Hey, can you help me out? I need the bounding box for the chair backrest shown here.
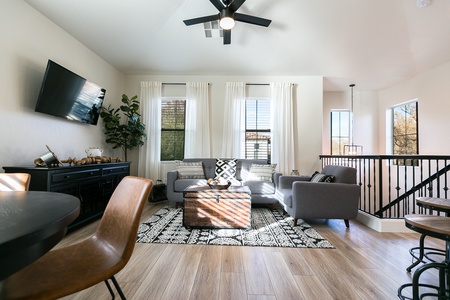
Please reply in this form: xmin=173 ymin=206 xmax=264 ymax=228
xmin=322 ymin=165 xmax=357 ymax=184
xmin=0 ymin=173 xmax=31 ymax=191
xmin=94 ymin=176 xmax=153 ymax=262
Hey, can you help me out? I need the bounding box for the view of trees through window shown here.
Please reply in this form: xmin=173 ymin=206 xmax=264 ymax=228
xmin=160 ymin=99 xmax=186 ymax=161
xmin=392 ymin=101 xmax=418 ymax=165
xmin=330 ymin=110 xmax=350 ymax=155
xmin=245 ymin=99 xmax=271 ymax=161
xmin=393 ymin=101 xmax=418 ymax=155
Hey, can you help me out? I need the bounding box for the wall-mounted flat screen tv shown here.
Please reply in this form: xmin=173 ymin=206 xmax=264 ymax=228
xmin=34 ymin=60 xmax=106 ymax=125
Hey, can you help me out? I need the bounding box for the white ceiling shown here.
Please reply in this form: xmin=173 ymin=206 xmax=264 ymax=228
xmin=24 ymin=0 xmax=450 ymax=91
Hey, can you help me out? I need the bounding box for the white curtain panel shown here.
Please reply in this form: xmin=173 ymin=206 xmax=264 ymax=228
xmin=271 ymin=82 xmax=295 ymax=175
xmin=222 ymin=82 xmax=245 ymax=158
xmin=138 ymin=81 xmax=162 ymax=182
xmin=185 ymin=82 xmax=211 ymax=158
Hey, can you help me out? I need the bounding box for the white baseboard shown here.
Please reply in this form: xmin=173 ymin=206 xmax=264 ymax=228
xmin=355 ymin=211 xmax=410 ymax=232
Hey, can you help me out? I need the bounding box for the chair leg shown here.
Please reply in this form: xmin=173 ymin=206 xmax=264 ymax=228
xmin=104 ymin=276 xmax=126 ymax=300
xmin=344 ymin=219 xmax=350 ymax=228
xmin=293 ymin=219 xmax=297 ymax=227
xmin=104 ymin=279 xmax=115 ymax=299
xmin=406 ymin=233 xmax=426 ymax=272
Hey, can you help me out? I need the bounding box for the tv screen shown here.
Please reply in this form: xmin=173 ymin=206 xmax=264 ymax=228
xmin=35 ymin=60 xmax=105 ymax=125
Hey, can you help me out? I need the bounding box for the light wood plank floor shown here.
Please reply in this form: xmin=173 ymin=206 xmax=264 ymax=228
xmin=58 ymin=201 xmax=445 ymax=300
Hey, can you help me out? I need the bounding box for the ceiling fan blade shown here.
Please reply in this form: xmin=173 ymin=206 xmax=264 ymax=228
xmin=223 ymin=29 xmax=231 ymax=44
xmin=229 ymin=0 xmax=246 ymax=11
xmin=235 ymin=13 xmax=271 ymax=27
xmin=210 ymin=0 xmax=225 ymax=11
xmin=183 ymin=14 xmax=220 ymax=26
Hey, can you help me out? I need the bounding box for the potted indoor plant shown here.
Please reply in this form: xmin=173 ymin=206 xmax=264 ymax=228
xmin=100 ymin=94 xmax=146 ymax=161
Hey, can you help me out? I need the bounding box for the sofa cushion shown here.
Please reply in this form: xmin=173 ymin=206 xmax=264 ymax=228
xmin=310 ymin=172 xmax=335 ymax=183
xmin=174 ymin=178 xmax=208 ymax=192
xmin=176 ymin=161 xmax=205 ymax=179
xmin=215 ymin=159 xmax=237 ymax=179
xmin=248 ymin=164 xmax=277 ymax=182
xmin=243 ymin=180 xmax=275 ymax=194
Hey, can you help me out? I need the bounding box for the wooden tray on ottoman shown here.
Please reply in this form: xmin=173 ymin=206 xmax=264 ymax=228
xmin=183 ymin=185 xmax=251 ymax=229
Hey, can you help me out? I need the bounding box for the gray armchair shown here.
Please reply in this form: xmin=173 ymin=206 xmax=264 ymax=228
xmin=278 ymin=165 xmax=360 ymax=227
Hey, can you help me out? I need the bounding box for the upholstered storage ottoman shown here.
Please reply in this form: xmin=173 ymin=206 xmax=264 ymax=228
xmin=183 ymin=185 xmax=251 ymax=229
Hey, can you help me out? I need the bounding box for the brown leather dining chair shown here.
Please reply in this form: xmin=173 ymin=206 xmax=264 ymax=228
xmin=0 ymin=173 xmax=31 ymax=191
xmin=1 ymin=176 xmax=153 ymax=300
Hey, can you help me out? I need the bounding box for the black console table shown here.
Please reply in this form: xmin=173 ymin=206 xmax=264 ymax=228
xmin=3 ymin=162 xmax=130 ymax=231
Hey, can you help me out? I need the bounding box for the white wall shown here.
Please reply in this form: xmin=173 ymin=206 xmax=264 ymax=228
xmin=379 ymin=60 xmax=450 ymax=155
xmin=0 ymin=1 xmax=125 ymax=171
xmin=323 ymin=90 xmax=378 ymax=155
xmin=125 ymin=74 xmax=323 ymax=178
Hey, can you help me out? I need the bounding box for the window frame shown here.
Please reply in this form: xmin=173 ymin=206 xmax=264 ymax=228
xmin=160 ymin=97 xmax=186 ymax=161
xmin=391 ymin=100 xmax=419 ymax=166
xmin=330 ymin=109 xmax=351 ymax=155
xmin=244 ymin=98 xmax=271 ymax=161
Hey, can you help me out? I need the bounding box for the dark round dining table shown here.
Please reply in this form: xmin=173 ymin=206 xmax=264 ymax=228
xmin=0 ymin=191 xmax=80 ymax=281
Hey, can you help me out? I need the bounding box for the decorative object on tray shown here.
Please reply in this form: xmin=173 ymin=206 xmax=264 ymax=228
xmin=207 ymin=177 xmax=231 ymax=190
xmin=34 ymin=145 xmax=63 ymax=167
xmin=85 ymin=147 xmax=103 ymax=157
xmin=99 ymin=94 xmax=146 ymax=161
xmin=60 ymin=156 xmax=122 ymax=166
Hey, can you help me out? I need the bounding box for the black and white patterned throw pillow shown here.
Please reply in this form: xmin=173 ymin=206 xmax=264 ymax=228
xmin=215 ymin=159 xmax=237 ymax=179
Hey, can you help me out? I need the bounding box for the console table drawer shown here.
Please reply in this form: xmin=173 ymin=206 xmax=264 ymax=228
xmin=102 ymin=166 xmax=129 ymax=176
xmin=52 ymin=169 xmax=101 ymax=183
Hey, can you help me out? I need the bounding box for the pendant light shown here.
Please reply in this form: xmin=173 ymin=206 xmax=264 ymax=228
xmin=343 ymin=84 xmax=363 ymax=155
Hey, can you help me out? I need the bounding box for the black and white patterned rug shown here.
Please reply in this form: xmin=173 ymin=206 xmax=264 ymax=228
xmin=136 ymin=206 xmax=334 ymax=248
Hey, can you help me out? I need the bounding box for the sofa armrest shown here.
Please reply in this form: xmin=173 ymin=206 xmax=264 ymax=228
xmin=279 ymin=175 xmax=310 ymax=189
xmin=292 ymin=181 xmax=360 ymax=219
xmin=166 ymin=170 xmax=179 ymax=196
xmin=273 ymin=172 xmax=283 ymax=188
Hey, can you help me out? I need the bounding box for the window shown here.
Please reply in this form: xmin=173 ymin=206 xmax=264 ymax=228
xmin=245 ymin=99 xmax=271 ymax=161
xmin=392 ymin=101 xmax=418 ymax=166
xmin=393 ymin=101 xmax=418 ymax=155
xmin=160 ymin=99 xmax=186 ymax=161
xmin=330 ymin=110 xmax=351 ymax=155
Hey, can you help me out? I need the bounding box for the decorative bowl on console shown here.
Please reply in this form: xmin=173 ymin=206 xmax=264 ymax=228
xmin=207 ymin=178 xmax=231 ymax=190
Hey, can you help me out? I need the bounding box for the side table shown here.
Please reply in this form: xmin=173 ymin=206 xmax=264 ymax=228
xmin=149 ymin=183 xmax=167 ymax=202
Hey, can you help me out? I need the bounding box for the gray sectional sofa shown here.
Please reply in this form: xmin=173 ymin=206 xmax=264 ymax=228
xmin=167 ymin=161 xmax=360 ymax=227
xmin=166 ymin=158 xmax=282 ymax=205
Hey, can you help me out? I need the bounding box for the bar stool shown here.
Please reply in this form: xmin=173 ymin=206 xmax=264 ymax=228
xmin=398 ymin=214 xmax=450 ymax=300
xmin=406 ymin=197 xmax=450 ymax=272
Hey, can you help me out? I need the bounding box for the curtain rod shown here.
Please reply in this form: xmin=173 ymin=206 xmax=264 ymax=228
xmin=162 ymin=83 xmax=210 ymax=86
xmin=245 ymin=83 xmax=295 ymax=86
xmin=162 ymin=83 xmax=185 ymax=86
xmin=163 ymin=83 xmax=268 ymax=85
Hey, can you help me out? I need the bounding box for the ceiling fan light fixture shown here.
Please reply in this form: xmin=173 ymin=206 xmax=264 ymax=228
xmin=219 ymin=17 xmax=235 ymax=29
xmin=219 ymin=8 xmax=235 ymax=29
xmin=416 ymin=0 xmax=431 ymax=7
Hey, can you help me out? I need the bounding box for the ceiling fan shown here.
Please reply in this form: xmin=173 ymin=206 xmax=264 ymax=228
xmin=183 ymin=0 xmax=272 ymax=45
